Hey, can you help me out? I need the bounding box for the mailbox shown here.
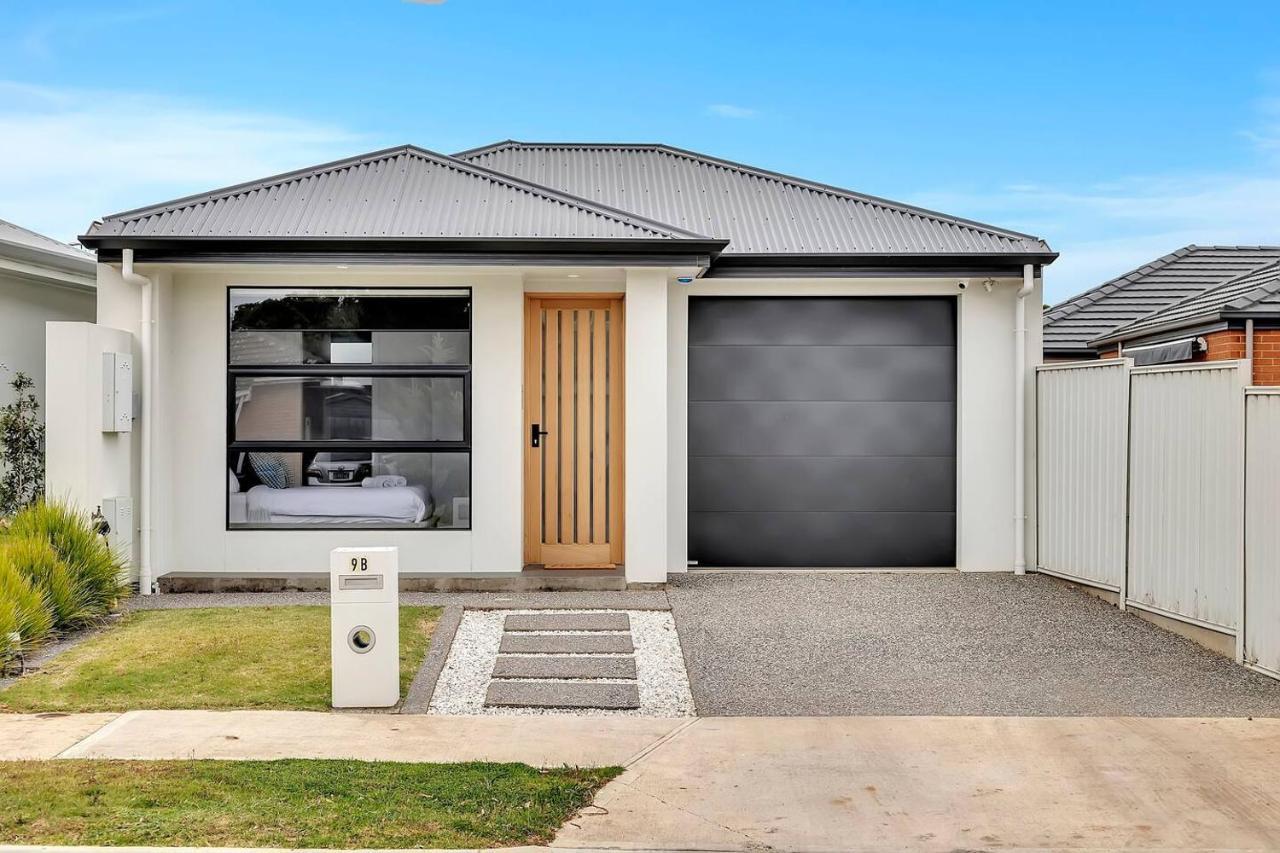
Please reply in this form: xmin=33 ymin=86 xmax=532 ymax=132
xmin=330 ymin=546 xmax=399 ymax=708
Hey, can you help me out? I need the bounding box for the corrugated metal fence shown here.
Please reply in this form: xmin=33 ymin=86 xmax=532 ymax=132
xmin=1037 ymin=359 xmax=1279 ymax=678
xmin=1245 ymin=389 xmax=1280 ymax=678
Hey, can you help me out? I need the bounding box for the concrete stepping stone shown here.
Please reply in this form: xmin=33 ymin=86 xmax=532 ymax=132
xmin=485 ymin=680 xmax=640 ymax=710
xmin=492 ymin=654 xmax=637 ymax=680
xmin=504 ymin=612 xmax=631 ymax=632
xmin=499 ymin=633 xmax=634 ymax=654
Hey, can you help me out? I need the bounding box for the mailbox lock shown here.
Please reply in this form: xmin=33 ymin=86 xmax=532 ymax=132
xmin=347 ymin=625 xmax=376 ymax=654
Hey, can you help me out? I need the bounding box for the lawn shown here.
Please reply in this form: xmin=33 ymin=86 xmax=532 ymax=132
xmin=0 ymin=758 xmax=621 ymax=848
xmin=0 ymin=606 xmax=440 ymax=712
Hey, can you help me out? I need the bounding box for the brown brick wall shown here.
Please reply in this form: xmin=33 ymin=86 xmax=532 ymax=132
xmin=1191 ymin=328 xmax=1280 ymax=386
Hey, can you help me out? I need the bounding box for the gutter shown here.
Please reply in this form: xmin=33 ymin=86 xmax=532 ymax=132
xmin=1014 ymin=264 xmax=1034 ymax=575
xmin=120 ymin=249 xmax=154 ymax=595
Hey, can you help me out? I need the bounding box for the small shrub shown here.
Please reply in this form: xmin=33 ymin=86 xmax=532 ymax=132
xmin=0 ymin=370 xmax=44 ymax=517
xmin=5 ymin=501 xmax=129 ymax=630
xmin=0 ymin=560 xmax=53 ymax=661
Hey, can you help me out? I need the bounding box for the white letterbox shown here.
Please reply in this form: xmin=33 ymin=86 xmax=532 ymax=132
xmin=330 ymin=546 xmax=399 ymax=708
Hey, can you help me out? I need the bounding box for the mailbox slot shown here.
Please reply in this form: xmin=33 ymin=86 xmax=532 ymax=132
xmin=339 ymin=575 xmax=384 ymax=591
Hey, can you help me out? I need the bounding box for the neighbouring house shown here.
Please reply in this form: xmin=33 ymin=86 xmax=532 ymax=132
xmin=0 ymin=218 xmax=96 ymax=411
xmin=54 ymin=142 xmax=1055 ymax=591
xmin=1042 ymin=244 xmax=1280 ymax=365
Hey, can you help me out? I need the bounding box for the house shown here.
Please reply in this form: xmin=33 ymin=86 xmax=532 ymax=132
xmin=0 ymin=219 xmax=96 ymax=411
xmin=1043 ymin=245 xmax=1280 ymax=362
xmin=1087 ymin=261 xmax=1280 ymax=383
xmin=55 ymin=142 xmax=1056 ymax=591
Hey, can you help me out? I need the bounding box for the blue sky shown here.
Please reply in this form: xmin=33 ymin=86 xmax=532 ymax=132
xmin=1 ymin=0 xmax=1277 ymax=303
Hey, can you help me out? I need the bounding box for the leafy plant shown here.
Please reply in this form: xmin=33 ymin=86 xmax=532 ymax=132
xmin=0 ymin=559 xmax=53 ymax=662
xmin=0 ymin=370 xmax=45 ymax=517
xmin=6 ymin=502 xmax=129 ymax=622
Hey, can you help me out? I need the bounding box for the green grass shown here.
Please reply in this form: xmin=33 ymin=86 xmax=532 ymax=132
xmin=0 ymin=606 xmax=440 ymax=712
xmin=0 ymin=758 xmax=622 ymax=849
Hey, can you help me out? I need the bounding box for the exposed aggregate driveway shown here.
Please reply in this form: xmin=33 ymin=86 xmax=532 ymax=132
xmin=667 ymin=571 xmax=1280 ymax=717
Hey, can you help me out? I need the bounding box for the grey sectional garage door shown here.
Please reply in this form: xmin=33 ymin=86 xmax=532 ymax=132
xmin=688 ymin=297 xmax=956 ymax=567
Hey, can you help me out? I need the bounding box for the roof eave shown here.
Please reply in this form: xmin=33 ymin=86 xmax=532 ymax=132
xmin=83 ymin=235 xmax=730 ymax=267
xmin=704 ymin=251 xmax=1058 ymax=278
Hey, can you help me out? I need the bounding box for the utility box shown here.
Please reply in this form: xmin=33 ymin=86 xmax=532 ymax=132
xmin=101 ymin=352 xmax=133 ymax=433
xmin=329 ymin=546 xmax=399 ymax=708
xmin=101 ymin=496 xmax=133 ymax=564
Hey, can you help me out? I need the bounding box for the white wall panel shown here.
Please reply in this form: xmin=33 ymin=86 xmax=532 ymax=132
xmin=1127 ymin=362 xmax=1248 ymax=631
xmin=1035 ymin=360 xmax=1129 ymax=590
xmin=1245 ymin=390 xmax=1280 ymax=676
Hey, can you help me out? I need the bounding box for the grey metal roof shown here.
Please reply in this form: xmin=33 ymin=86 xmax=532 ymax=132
xmin=455 ymin=141 xmax=1054 ymax=257
xmin=83 ymin=145 xmax=711 ymax=243
xmin=1095 ymin=261 xmax=1280 ymax=345
xmin=0 ymin=217 xmax=95 ymax=273
xmin=1043 ymin=245 xmax=1280 ymax=354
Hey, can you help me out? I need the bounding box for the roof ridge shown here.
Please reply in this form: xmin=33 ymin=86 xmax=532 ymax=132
xmin=89 ymin=144 xmax=713 ymax=241
xmin=1044 ymin=245 xmax=1197 ymax=322
xmin=459 ymin=140 xmax=1050 ymax=249
xmin=1092 ymin=259 xmax=1280 ymax=344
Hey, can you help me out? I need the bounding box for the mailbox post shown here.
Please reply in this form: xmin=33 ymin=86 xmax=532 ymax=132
xmin=330 ymin=546 xmax=399 ymax=708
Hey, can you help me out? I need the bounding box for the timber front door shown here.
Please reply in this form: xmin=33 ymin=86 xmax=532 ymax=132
xmin=523 ymin=295 xmax=625 ymax=568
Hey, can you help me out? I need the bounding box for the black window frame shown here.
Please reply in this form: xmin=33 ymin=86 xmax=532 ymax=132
xmin=226 ymin=285 xmax=472 ymax=531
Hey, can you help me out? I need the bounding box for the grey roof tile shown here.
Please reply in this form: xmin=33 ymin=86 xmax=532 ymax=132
xmin=456 ymin=141 xmax=1053 ymax=257
xmin=1096 ymin=261 xmax=1280 ymax=344
xmin=84 ymin=145 xmax=711 ymax=243
xmin=1043 ymin=245 xmax=1280 ymax=353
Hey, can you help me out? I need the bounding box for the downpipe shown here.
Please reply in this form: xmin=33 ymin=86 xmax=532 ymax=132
xmin=121 ymin=249 xmax=154 ymax=595
xmin=1013 ymin=264 xmax=1034 ymax=575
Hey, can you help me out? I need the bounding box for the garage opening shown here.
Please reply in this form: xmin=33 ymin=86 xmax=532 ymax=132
xmin=687 ymin=296 xmax=957 ymax=567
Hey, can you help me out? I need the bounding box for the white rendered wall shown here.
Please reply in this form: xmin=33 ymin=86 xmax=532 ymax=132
xmin=44 ymin=321 xmax=137 ymax=576
xmin=666 ymin=275 xmax=1040 ymax=573
xmin=0 ymin=274 xmax=94 ymax=411
xmin=624 ymin=269 xmax=670 ymax=583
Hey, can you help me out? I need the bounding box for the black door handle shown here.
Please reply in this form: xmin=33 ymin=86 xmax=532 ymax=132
xmin=531 ymin=423 xmax=550 ymax=447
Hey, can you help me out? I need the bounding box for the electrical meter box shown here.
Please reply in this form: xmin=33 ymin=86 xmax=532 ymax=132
xmin=101 ymin=352 xmax=133 ymax=433
xmin=329 ymin=546 xmax=399 ymax=708
xmin=101 ymin=496 xmax=133 ymax=564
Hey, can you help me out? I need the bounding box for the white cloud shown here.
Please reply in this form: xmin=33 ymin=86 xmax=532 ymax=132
xmin=0 ymin=81 xmax=366 ymax=242
xmin=914 ymin=171 xmax=1280 ymax=305
xmin=707 ymin=103 xmax=758 ymax=119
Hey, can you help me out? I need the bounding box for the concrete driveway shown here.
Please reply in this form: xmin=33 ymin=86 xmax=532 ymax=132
xmin=668 ymin=572 xmax=1280 ymax=716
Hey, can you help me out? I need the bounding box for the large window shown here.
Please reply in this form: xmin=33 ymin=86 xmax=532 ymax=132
xmin=227 ymin=288 xmax=470 ymax=529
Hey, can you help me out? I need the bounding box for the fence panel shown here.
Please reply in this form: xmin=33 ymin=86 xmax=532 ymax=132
xmin=1127 ymin=362 xmax=1248 ymax=633
xmin=1245 ymin=389 xmax=1280 ymax=677
xmin=1035 ymin=361 xmax=1130 ymax=590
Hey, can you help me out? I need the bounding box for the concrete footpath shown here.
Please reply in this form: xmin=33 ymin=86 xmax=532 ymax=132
xmin=3 ymin=712 xmax=1280 ymax=851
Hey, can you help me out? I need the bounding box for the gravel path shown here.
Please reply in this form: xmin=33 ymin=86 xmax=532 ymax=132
xmin=668 ymin=572 xmax=1280 ymax=717
xmin=427 ymin=609 xmax=694 ymax=717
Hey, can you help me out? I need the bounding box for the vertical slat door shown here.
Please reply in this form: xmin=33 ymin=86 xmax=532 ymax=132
xmin=524 ymin=296 xmax=624 ymax=568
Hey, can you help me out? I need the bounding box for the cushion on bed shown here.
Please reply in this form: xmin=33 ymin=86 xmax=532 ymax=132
xmin=248 ymin=452 xmax=292 ymax=490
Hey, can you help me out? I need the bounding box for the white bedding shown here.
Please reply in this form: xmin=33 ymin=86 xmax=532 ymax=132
xmin=245 ymin=484 xmax=430 ymax=524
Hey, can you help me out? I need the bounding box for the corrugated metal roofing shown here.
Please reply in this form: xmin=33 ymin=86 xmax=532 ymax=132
xmin=1043 ymin=245 xmax=1280 ymax=354
xmin=455 ymin=141 xmax=1053 ymax=257
xmin=85 ymin=145 xmax=708 ymax=242
xmin=1097 ymin=261 xmax=1280 ymax=344
xmin=0 ymin=217 xmax=95 ymax=269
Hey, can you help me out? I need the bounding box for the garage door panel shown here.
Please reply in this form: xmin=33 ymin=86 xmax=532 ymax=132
xmin=688 ymin=296 xmax=956 ymax=568
xmin=689 ymin=344 xmax=956 ymax=402
xmin=689 ymin=456 xmax=955 ymax=512
xmin=689 ymin=401 xmax=956 ymax=457
xmin=689 ymin=297 xmax=956 ymax=346
xmin=689 ymin=511 xmax=956 ymax=567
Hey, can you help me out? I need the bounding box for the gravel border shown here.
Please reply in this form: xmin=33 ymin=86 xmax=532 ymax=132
xmin=400 ymin=605 xmax=463 ymax=714
xmin=124 ymin=590 xmax=672 ymax=611
xmin=427 ymin=609 xmax=694 ymax=717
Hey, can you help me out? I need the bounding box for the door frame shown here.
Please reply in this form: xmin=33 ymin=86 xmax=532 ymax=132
xmin=523 ymin=293 xmax=626 ymax=567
